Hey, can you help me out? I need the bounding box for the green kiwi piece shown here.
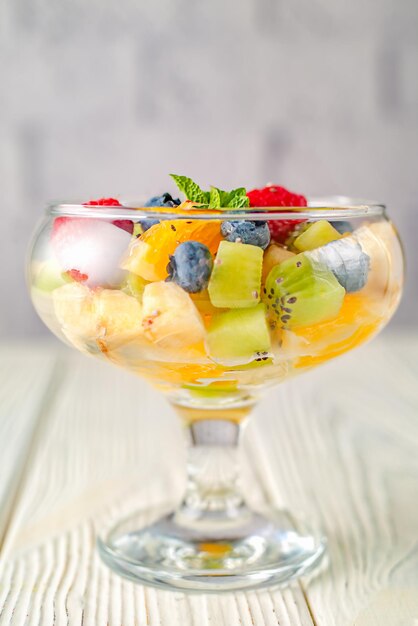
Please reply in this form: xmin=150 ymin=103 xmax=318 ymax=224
xmin=263 ymin=253 xmax=345 ymax=329
xmin=34 ymin=261 xmax=71 ymax=292
xmin=208 ymin=241 xmax=263 ymax=308
xmin=206 ymin=304 xmax=271 ymax=365
xmin=181 ymin=386 xmax=239 ymax=401
xmin=122 ymin=273 xmax=148 ymax=300
xmin=293 ymin=220 xmax=341 ymax=252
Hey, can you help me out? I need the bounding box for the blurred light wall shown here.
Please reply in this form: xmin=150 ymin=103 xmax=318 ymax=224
xmin=0 ymin=0 xmax=417 ymax=338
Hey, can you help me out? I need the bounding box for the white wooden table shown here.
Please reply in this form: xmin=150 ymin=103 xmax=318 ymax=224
xmin=1 ymin=335 xmax=418 ymax=626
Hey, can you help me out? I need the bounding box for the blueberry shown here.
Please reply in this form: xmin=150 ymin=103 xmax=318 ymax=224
xmin=144 ymin=192 xmax=181 ymax=208
xmin=167 ymin=241 xmax=213 ymax=293
xmin=330 ymin=220 xmax=353 ymax=235
xmin=221 ymin=220 xmax=271 ymax=250
xmin=141 ymin=193 xmax=181 ymax=231
xmin=139 ymin=218 xmax=159 ymax=232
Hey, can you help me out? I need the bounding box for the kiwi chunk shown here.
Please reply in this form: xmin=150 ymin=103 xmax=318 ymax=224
xmin=122 ymin=273 xmax=148 ymax=300
xmin=208 ymin=241 xmax=263 ymax=308
xmin=293 ymin=220 xmax=341 ymax=252
xmin=181 ymin=384 xmax=239 ymax=401
xmin=34 ymin=261 xmax=71 ymax=292
xmin=263 ymin=254 xmax=345 ymax=329
xmin=206 ymin=304 xmax=271 ymax=364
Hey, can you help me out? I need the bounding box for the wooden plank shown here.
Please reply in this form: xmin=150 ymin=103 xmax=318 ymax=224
xmin=0 ymin=348 xmax=314 ymax=626
xmin=2 ymin=335 xmax=416 ymax=625
xmin=0 ymin=343 xmax=58 ymax=544
xmin=246 ymin=335 xmax=418 ymax=625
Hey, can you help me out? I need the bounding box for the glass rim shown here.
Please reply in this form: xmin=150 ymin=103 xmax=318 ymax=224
xmin=46 ymin=196 xmax=386 ymax=221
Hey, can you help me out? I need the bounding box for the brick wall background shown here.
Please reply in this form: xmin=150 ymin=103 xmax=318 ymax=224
xmin=0 ymin=0 xmax=417 ymax=338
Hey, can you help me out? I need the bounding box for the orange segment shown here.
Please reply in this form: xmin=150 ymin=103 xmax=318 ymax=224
xmin=159 ymin=362 xmax=226 ymax=384
xmin=282 ymin=294 xmax=384 ymax=369
xmin=198 ymin=543 xmax=232 ymax=556
xmin=122 ymin=220 xmax=223 ymax=281
xmin=132 ymin=201 xmax=222 ymax=217
xmin=295 ymin=321 xmax=382 ymax=368
xmin=191 ymin=289 xmax=224 ymax=317
xmin=132 ymin=361 xmax=227 ymax=385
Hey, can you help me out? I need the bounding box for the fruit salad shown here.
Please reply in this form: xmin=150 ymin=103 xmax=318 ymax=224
xmin=30 ymin=176 xmax=403 ymax=417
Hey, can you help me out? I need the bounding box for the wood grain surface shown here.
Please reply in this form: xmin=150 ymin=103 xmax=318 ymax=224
xmin=0 ymin=335 xmax=417 ymax=625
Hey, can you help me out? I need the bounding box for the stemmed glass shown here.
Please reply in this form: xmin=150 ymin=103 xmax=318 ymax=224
xmin=27 ymin=198 xmax=404 ymax=592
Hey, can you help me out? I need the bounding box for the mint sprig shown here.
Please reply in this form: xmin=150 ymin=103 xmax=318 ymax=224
xmin=170 ymin=175 xmax=209 ymax=205
xmin=170 ymin=174 xmax=250 ymax=209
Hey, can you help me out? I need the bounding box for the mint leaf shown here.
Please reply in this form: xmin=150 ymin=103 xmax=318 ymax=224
xmin=170 ymin=174 xmax=209 ymax=204
xmin=228 ymin=187 xmax=247 ymax=199
xmin=209 ymin=187 xmax=221 ymax=208
xmin=218 ymin=189 xmax=232 ymax=206
xmin=228 ymin=191 xmax=250 ymax=208
xmin=224 ymin=187 xmax=249 ymax=208
xmin=209 ymin=187 xmax=233 ymax=208
xmin=228 ymin=196 xmax=250 ymax=209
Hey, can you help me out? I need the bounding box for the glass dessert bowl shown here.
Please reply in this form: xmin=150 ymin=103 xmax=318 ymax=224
xmin=28 ymin=179 xmax=404 ymax=592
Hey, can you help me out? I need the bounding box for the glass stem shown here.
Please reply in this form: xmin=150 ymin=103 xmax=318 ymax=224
xmin=174 ymin=418 xmax=251 ymax=529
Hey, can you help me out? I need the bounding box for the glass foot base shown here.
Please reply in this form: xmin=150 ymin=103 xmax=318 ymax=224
xmin=98 ymin=504 xmax=326 ymax=592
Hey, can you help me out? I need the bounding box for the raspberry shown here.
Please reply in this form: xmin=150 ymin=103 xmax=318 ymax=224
xmin=268 ymin=219 xmax=305 ymax=244
xmin=83 ymin=198 xmax=134 ymax=234
xmin=247 ymin=185 xmax=307 ymax=244
xmin=247 ymin=185 xmax=307 ymax=208
xmin=112 ymin=219 xmax=134 ymax=234
xmin=66 ymin=269 xmax=88 ymax=282
xmin=84 ymin=198 xmax=121 ymax=206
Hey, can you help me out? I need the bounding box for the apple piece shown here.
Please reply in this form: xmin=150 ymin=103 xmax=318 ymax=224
xmin=51 ymin=217 xmax=131 ymax=288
